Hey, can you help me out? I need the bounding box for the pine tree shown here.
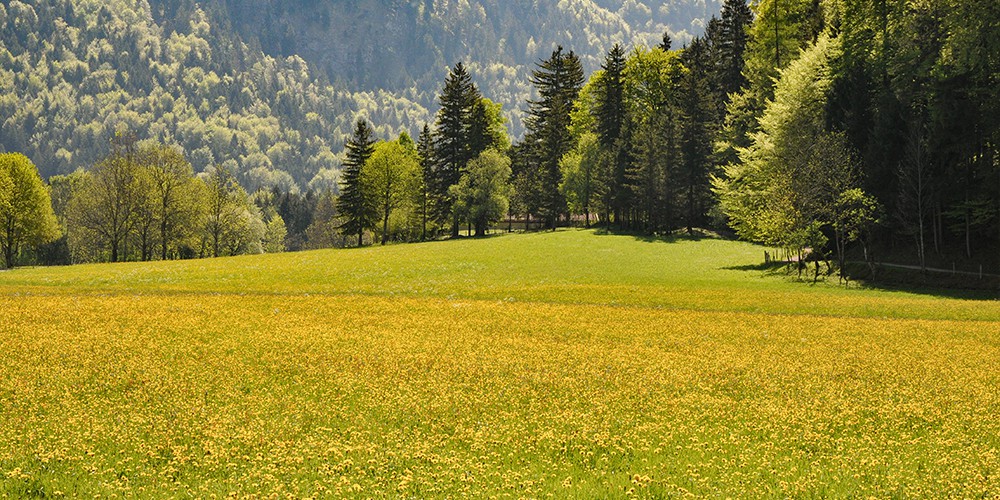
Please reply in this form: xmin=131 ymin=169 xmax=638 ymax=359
xmin=678 ymin=37 xmax=718 ymax=233
xmin=416 ymin=123 xmax=435 ymax=241
xmin=521 ymin=46 xmax=585 ymax=230
xmin=337 ymin=118 xmax=376 ymax=247
xmin=433 ymin=62 xmax=481 ymax=237
xmin=594 ymin=44 xmax=628 ymax=227
xmin=717 ymin=0 xmax=754 ymax=97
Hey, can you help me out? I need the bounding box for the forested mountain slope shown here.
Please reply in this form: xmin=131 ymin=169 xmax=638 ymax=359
xmin=0 ymin=0 xmax=720 ymax=188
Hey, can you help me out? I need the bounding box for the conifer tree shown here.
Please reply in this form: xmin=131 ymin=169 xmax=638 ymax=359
xmin=521 ymin=46 xmax=585 ymax=230
xmin=717 ymin=0 xmax=754 ymax=97
xmin=337 ymin=118 xmax=376 ymax=247
xmin=416 ymin=124 xmax=435 ymax=241
xmin=594 ymin=44 xmax=629 ymax=226
xmin=433 ymin=63 xmax=481 ymax=237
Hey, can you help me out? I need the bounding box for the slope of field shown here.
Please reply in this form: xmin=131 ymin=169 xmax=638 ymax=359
xmin=2 ymin=230 xmax=999 ymax=497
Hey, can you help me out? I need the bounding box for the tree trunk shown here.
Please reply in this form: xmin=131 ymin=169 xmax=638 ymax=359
xmin=382 ymin=209 xmax=389 ymax=245
xmin=3 ymin=223 xmax=14 ymax=269
xmin=161 ymin=220 xmax=169 ymax=261
xmin=421 ymin=199 xmax=427 ymax=241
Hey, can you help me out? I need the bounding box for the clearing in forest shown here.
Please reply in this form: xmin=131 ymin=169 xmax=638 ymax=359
xmin=1 ymin=230 xmax=998 ymax=497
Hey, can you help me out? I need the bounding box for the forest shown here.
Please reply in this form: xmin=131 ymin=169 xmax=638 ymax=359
xmin=2 ymin=0 xmax=999 ymax=278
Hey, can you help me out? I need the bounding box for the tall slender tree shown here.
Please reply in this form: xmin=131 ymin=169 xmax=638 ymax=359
xmin=521 ymin=46 xmax=585 ymax=229
xmin=594 ymin=44 xmax=629 ymax=227
xmin=337 ymin=118 xmax=377 ymax=247
xmin=416 ymin=123 xmax=435 ymax=241
xmin=433 ymin=63 xmax=481 ymax=237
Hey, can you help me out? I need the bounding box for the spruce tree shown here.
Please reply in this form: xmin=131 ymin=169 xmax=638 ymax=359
xmin=594 ymin=44 xmax=628 ymax=227
xmin=678 ymin=37 xmax=718 ymax=233
xmin=522 ymin=46 xmax=584 ymax=230
xmin=433 ymin=62 xmax=481 ymax=237
xmin=416 ymin=123 xmax=435 ymax=241
xmin=337 ymin=118 xmax=376 ymax=247
xmin=717 ymin=0 xmax=754 ymax=97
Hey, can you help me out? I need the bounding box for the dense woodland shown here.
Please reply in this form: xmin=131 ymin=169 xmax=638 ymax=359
xmin=2 ymin=0 xmax=999 ymax=278
xmin=0 ymin=0 xmax=721 ymax=185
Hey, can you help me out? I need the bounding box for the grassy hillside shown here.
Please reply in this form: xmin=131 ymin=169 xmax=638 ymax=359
xmin=2 ymin=231 xmax=999 ymax=496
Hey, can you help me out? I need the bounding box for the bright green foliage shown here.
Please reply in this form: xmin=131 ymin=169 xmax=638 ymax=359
xmin=560 ymin=133 xmax=603 ymax=228
xmin=450 ymin=149 xmax=513 ymax=237
xmin=0 ymin=153 xmax=59 ymax=268
xmin=744 ymin=0 xmax=824 ymax=99
xmin=363 ymin=139 xmax=421 ymax=245
xmin=622 ymin=46 xmax=686 ymax=232
xmin=66 ymin=139 xmax=143 ymax=263
xmin=261 ymin=211 xmax=288 ymax=254
xmin=715 ymin=33 xmax=875 ymax=261
xmin=716 ymin=34 xmax=840 ymax=247
xmin=203 ymin=164 xmax=265 ymax=257
xmin=138 ymin=143 xmax=202 ymax=261
xmin=623 ymin=47 xmax=684 ymax=126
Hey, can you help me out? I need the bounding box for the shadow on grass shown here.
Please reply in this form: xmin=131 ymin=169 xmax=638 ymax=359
xmin=844 ymin=263 xmax=1000 ymax=301
xmin=723 ymin=261 xmax=791 ymax=273
xmin=724 ymin=259 xmax=1000 ymax=300
xmin=592 ymin=227 xmax=735 ymax=244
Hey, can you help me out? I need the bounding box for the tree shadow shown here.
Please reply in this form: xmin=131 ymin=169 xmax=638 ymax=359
xmin=844 ymin=263 xmax=1000 ymax=300
xmin=723 ymin=259 xmax=1000 ymax=300
xmin=723 ymin=262 xmax=791 ymax=273
xmin=592 ymin=227 xmax=734 ymax=243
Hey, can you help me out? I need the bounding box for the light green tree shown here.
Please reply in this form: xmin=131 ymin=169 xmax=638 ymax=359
xmin=67 ymin=137 xmax=143 ymax=263
xmin=0 ymin=153 xmax=60 ymax=268
xmin=560 ymin=132 xmax=602 ymax=227
xmin=202 ymin=164 xmax=265 ymax=257
xmin=363 ymin=138 xmax=420 ymax=245
xmin=450 ymin=149 xmax=513 ymax=237
xmin=139 ymin=143 xmax=202 ymax=260
xmin=714 ymin=33 xmax=877 ymax=279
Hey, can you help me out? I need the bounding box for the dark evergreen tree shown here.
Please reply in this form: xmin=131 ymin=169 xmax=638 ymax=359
xmin=717 ymin=0 xmax=754 ymax=97
xmin=678 ymin=37 xmax=718 ymax=233
xmin=337 ymin=119 xmax=377 ymax=247
xmin=416 ymin=123 xmax=435 ymax=241
xmin=433 ymin=62 xmax=481 ymax=237
xmin=660 ymin=32 xmax=673 ymax=51
xmin=593 ymin=44 xmax=629 ymax=227
xmin=519 ymin=47 xmax=585 ymax=230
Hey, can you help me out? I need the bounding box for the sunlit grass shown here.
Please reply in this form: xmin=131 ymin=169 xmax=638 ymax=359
xmin=2 ymin=230 xmax=999 ymax=497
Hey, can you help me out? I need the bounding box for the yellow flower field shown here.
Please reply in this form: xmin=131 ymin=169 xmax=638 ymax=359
xmin=1 ymin=231 xmax=999 ymax=497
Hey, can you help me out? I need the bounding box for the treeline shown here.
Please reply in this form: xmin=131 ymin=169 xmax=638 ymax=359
xmin=0 ymin=0 xmax=724 ymax=192
xmin=5 ymin=0 xmax=999 ymax=275
xmin=713 ymin=0 xmax=1000 ymax=273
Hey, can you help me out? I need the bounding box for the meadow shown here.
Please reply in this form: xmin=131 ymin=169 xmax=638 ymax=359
xmin=2 ymin=230 xmax=999 ymax=497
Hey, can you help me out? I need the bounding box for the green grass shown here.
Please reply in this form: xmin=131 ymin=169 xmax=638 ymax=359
xmin=5 ymin=229 xmax=999 ymax=320
xmin=1 ymin=230 xmax=999 ymax=497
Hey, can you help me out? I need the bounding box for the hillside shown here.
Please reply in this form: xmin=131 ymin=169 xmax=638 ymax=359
xmin=2 ymin=231 xmax=1000 ymax=496
xmin=0 ymin=0 xmax=721 ymax=188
